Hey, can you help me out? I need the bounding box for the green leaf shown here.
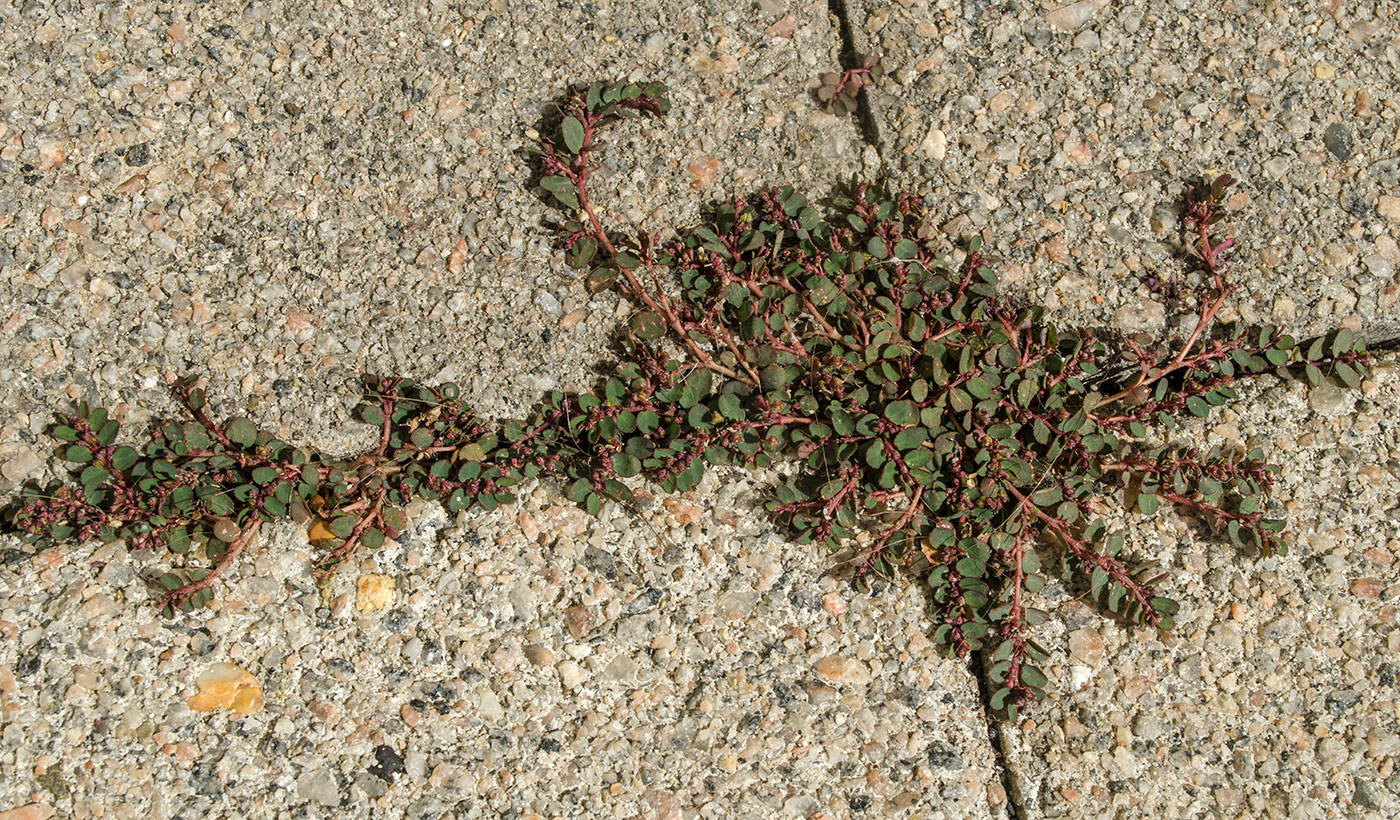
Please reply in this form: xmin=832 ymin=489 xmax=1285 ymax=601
xmin=956 ymin=556 xmax=986 ymax=578
xmin=687 ymin=404 xmax=710 ymax=431
xmin=927 ymin=528 xmax=955 ymax=550
xmin=568 ymin=236 xmax=599 ymax=268
xmin=1020 ymin=665 xmax=1048 ymax=689
xmin=540 ymin=174 xmax=573 ymax=193
xmin=212 ymin=483 xmax=244 ymax=511
xmin=96 ymin=420 xmax=120 ymax=446
xmin=965 ymin=377 xmax=992 ymax=399
xmin=686 ymin=367 xmax=714 ymax=398
xmin=894 ymin=428 xmax=926 ymax=451
xmin=166 ymin=526 xmax=192 ymax=554
xmin=884 ymin=400 xmax=916 ymax=426
xmin=225 ymin=418 xmax=257 ymax=447
xmin=359 ymin=405 xmax=384 ymax=426
xmin=1334 ymin=361 xmax=1360 ymax=389
xmin=760 ymin=364 xmax=794 ymax=391
xmin=717 ymin=393 xmax=744 ymax=421
xmin=831 ymin=409 xmax=854 ymax=436
xmin=1330 ymin=328 xmax=1354 ymax=357
xmin=329 ymin=515 xmax=357 ymax=539
xmin=80 ymin=465 xmax=109 ymax=486
xmin=251 ymin=466 xmax=279 ymax=485
xmin=561 ymin=116 xmax=585 ymax=154
xmin=611 ymin=452 xmax=641 ymax=478
xmin=1185 ymin=396 xmax=1210 ymax=417
xmin=863 ymin=440 xmax=886 ymax=469
xmin=112 ymin=446 xmax=139 ymax=471
xmin=867 ymin=236 xmax=888 ymax=259
xmin=52 ymin=425 xmax=79 ymax=442
xmin=65 ymin=444 xmax=93 ymax=463
xmin=893 ymin=238 xmax=918 ymax=259
xmin=550 ymin=187 xmax=580 ymax=209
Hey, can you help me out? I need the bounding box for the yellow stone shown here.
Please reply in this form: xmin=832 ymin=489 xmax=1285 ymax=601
xmin=1379 ymin=195 xmax=1400 ymax=222
xmin=188 ymin=663 xmax=263 ymax=714
xmin=356 ymin=574 xmax=394 ymax=612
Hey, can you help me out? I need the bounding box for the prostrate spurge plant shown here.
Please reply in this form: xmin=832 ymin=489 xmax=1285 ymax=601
xmin=4 ymin=82 xmax=1371 ymax=712
xmin=815 ymin=52 xmax=884 ymax=117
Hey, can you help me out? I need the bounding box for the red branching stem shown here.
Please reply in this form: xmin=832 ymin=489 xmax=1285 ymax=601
xmin=326 ymin=488 xmax=387 ymax=565
xmin=171 ymin=379 xmax=235 ymax=449
xmin=158 ymin=518 xmax=261 ymax=610
xmin=829 ymin=67 xmax=873 ymax=100
xmin=857 ymin=485 xmax=924 ymax=569
xmin=561 ymin=110 xmax=752 ymax=387
xmin=1101 ymin=183 xmax=1236 ymax=408
xmin=1000 ymin=529 xmax=1032 ymax=699
xmin=376 ymin=393 xmax=396 ymax=458
xmin=1003 ymin=483 xmax=1160 ymax=624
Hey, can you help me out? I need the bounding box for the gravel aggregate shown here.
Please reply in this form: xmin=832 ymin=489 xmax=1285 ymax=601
xmin=2 ymin=1 xmax=1399 ymax=819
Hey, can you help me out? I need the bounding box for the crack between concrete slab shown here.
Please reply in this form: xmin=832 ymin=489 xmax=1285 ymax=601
xmin=826 ymin=0 xmax=883 ymax=150
xmin=973 ymin=651 xmax=1026 ymax=820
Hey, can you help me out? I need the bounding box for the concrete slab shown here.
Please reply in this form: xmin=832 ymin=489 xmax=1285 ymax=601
xmin=0 ymin=2 xmax=1007 ymax=819
xmin=997 ymin=369 xmax=1400 ymax=819
xmin=842 ymin=2 xmax=1400 ymax=816
xmin=844 ymin=0 xmax=1397 ymax=342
